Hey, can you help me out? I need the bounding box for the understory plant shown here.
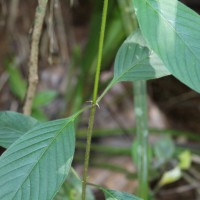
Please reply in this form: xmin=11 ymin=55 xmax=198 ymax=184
xmin=0 ymin=0 xmax=200 ymax=199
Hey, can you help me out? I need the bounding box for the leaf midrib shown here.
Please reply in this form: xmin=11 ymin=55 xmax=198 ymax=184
xmin=114 ymin=54 xmax=151 ymax=83
xmin=104 ymin=190 xmax=118 ymax=200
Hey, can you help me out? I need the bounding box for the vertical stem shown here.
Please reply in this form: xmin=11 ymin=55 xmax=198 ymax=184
xmin=118 ymin=0 xmax=149 ymax=198
xmin=134 ymin=80 xmax=149 ymax=199
xmin=81 ymin=1 xmax=108 ymax=200
xmin=23 ymin=0 xmax=48 ymax=115
xmin=81 ymin=104 xmax=96 ymax=200
xmin=92 ymin=0 xmax=108 ymax=104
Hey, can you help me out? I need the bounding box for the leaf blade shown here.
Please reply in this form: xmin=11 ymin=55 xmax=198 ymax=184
xmin=133 ymin=0 xmax=200 ymax=92
xmin=113 ymin=30 xmax=170 ymax=84
xmin=0 ymin=117 xmax=75 ymax=200
xmin=0 ymin=111 xmax=39 ymax=148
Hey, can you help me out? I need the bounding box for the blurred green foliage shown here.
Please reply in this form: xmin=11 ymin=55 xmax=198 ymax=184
xmin=4 ymin=60 xmax=57 ymax=121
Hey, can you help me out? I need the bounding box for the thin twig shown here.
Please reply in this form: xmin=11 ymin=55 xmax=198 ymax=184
xmin=23 ymin=0 xmax=48 ymax=115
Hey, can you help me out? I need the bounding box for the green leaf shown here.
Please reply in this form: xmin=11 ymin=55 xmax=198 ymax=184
xmin=0 ymin=117 xmax=75 ymax=200
xmin=101 ymin=188 xmax=142 ymax=200
xmin=6 ymin=64 xmax=27 ymax=100
xmin=178 ymin=150 xmax=191 ymax=170
xmin=158 ymin=166 xmax=182 ymax=187
xmin=153 ymin=136 xmax=175 ymax=168
xmin=0 ymin=111 xmax=39 ymax=148
xmin=113 ymin=30 xmax=170 ymax=84
xmin=54 ymin=169 xmax=94 ymax=200
xmin=32 ymin=108 xmax=48 ymax=122
xmin=33 ymin=90 xmax=58 ymax=107
xmin=133 ymin=0 xmax=200 ymax=92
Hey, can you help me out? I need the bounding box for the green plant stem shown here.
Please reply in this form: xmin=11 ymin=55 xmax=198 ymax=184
xmin=72 ymin=105 xmax=92 ymax=119
xmin=92 ymin=2 xmax=108 ymax=104
xmin=96 ymin=79 xmax=114 ymax=103
xmin=81 ymin=1 xmax=108 ymax=200
xmin=81 ymin=105 xmax=96 ymax=200
xmin=118 ymin=0 xmax=149 ymax=197
xmin=134 ymin=80 xmax=149 ymax=199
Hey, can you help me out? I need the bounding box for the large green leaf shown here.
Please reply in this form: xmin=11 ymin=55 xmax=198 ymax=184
xmin=101 ymin=188 xmax=142 ymax=200
xmin=133 ymin=0 xmax=200 ymax=92
xmin=0 ymin=111 xmax=39 ymax=148
xmin=0 ymin=117 xmax=75 ymax=200
xmin=113 ymin=30 xmax=170 ymax=84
